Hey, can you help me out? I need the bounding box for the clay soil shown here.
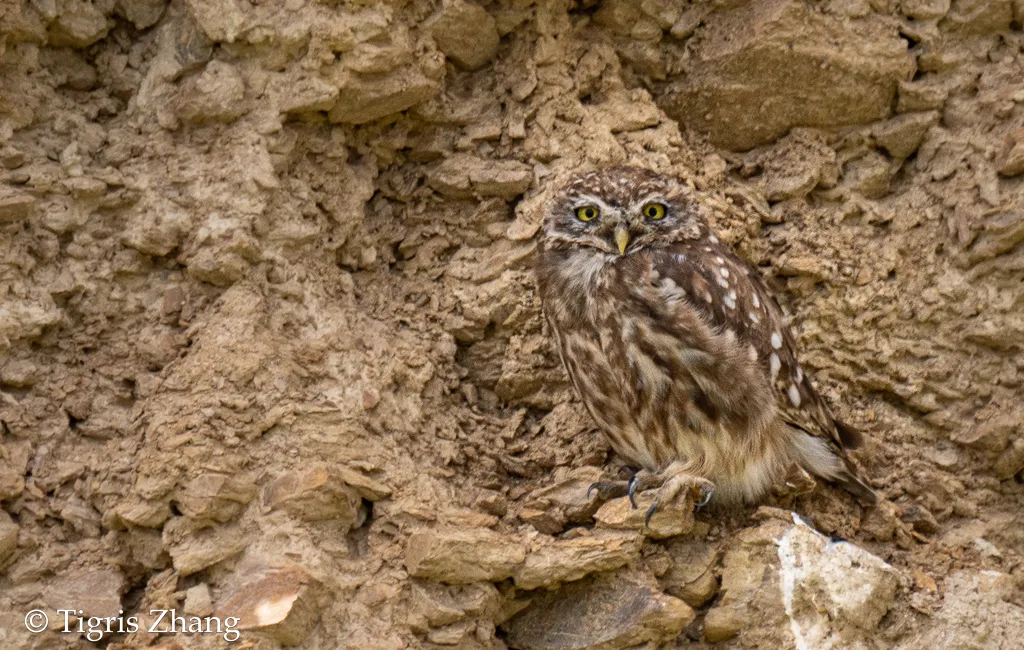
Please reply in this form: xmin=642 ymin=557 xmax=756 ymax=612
xmin=1 ymin=1 xmax=1023 ymax=649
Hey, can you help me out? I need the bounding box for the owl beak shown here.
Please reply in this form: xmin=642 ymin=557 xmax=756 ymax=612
xmin=614 ymin=226 xmax=630 ymax=255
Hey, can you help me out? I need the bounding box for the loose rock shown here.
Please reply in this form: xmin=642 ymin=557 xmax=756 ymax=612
xmin=704 ymin=515 xmax=899 ymax=646
xmin=47 ymin=1 xmax=112 ymax=47
xmin=336 ymin=466 xmax=392 ymax=501
xmin=504 ymin=569 xmax=695 ymax=650
xmin=43 ymin=568 xmax=124 ymax=619
xmin=518 ymin=466 xmax=604 ymax=534
xmin=271 ymin=74 xmax=340 ymax=114
xmin=164 ymin=519 xmax=248 ymax=576
xmin=176 ymin=60 xmax=246 ymax=124
xmin=0 ymin=189 xmax=35 ymax=221
xmin=263 ymin=465 xmax=365 ymax=528
xmin=660 ymin=538 xmax=719 ymax=607
xmin=997 ymin=128 xmax=1024 ymax=176
xmin=183 ymin=583 xmax=214 ymax=617
xmin=216 ymin=564 xmax=322 ymax=646
xmin=897 ymin=78 xmax=950 ymax=113
xmin=0 ymin=511 xmax=19 ymax=563
xmin=0 ymin=441 xmax=30 ymax=501
xmin=514 ymin=530 xmax=642 ymax=590
xmin=112 ymin=498 xmax=173 ymax=529
xmin=405 ymin=527 xmax=527 ymax=584
xmin=429 ymin=154 xmax=533 ymax=200
xmin=872 ymin=111 xmax=940 ymax=159
xmin=664 ymin=0 xmax=914 ymax=149
xmin=175 ymin=472 xmax=256 ymax=523
xmin=426 ymin=0 xmax=501 ymax=70
xmin=594 ymin=491 xmax=695 ymax=540
xmin=116 ymin=0 xmax=167 ymax=29
xmin=778 ymin=516 xmax=900 ymax=643
xmin=328 ymin=68 xmax=440 ymax=124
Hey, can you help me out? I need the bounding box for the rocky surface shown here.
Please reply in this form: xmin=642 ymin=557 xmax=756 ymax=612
xmin=700 ymin=512 xmax=901 ymax=646
xmin=1 ymin=0 xmax=1023 ymax=649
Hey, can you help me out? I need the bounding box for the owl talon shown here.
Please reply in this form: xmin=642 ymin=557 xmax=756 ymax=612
xmin=644 ymin=500 xmax=660 ymax=526
xmin=587 ymin=480 xmax=629 ymax=502
xmin=696 ymin=485 xmax=714 ymax=508
xmin=642 ymin=481 xmax=713 ymax=525
xmin=628 ymin=474 xmax=641 ymax=508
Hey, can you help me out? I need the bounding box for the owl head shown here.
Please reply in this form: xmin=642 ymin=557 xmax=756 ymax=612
xmin=541 ymin=167 xmax=705 ymax=255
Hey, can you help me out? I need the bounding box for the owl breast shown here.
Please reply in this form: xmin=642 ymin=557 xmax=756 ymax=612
xmin=538 ymin=245 xmax=790 ymax=502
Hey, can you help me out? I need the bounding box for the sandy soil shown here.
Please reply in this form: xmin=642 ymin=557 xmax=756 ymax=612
xmin=1 ymin=1 xmax=1022 ymax=649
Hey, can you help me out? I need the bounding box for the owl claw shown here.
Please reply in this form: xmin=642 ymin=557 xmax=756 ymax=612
xmin=587 ymin=480 xmax=629 ymax=501
xmin=643 ymin=484 xmax=712 ymax=526
xmin=588 ymin=468 xmax=713 ymax=517
xmin=644 ymin=500 xmax=660 ymax=526
xmin=628 ymin=474 xmax=641 ymax=508
xmin=696 ymin=484 xmax=714 ymax=508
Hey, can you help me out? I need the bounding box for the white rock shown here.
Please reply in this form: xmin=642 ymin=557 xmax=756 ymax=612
xmin=704 ymin=515 xmax=900 ymax=646
xmin=778 ymin=515 xmax=900 ymax=647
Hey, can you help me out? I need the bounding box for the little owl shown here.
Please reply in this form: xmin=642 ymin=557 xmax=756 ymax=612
xmin=536 ymin=167 xmax=875 ymax=515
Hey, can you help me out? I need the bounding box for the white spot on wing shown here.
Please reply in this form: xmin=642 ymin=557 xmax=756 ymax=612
xmin=716 ymin=276 xmax=729 ymax=289
xmin=770 ymin=353 xmax=781 ymax=379
xmin=752 ymin=294 xmax=761 ymax=309
xmin=709 ymin=234 xmax=719 ymax=244
xmin=795 ymin=366 xmax=804 ymax=382
xmin=788 ymin=383 xmax=801 ymax=407
xmin=723 ymin=293 xmax=736 ymax=309
xmin=771 ymin=332 xmax=782 ymax=349
xmin=749 ymin=311 xmax=760 ymax=323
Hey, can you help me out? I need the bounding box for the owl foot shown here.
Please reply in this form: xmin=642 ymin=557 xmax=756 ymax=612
xmin=588 ymin=467 xmax=643 ymax=502
xmin=587 ymin=479 xmax=630 ymax=501
xmin=627 ymin=466 xmax=715 ymax=526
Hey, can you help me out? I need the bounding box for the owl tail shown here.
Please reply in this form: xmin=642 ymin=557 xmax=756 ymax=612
xmin=796 ymin=433 xmax=878 ymax=506
xmin=833 ymin=460 xmax=878 ymax=507
xmin=834 ymin=419 xmax=864 ymax=449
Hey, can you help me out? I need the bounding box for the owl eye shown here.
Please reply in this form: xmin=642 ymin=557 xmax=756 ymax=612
xmin=643 ymin=202 xmax=667 ymax=220
xmin=575 ymin=205 xmax=600 ymax=222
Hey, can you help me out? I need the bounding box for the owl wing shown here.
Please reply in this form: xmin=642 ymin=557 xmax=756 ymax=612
xmin=642 ymin=242 xmax=862 ymax=453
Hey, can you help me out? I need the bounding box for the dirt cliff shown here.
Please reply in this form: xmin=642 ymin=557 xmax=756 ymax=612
xmin=1 ymin=1 xmax=1022 ymax=649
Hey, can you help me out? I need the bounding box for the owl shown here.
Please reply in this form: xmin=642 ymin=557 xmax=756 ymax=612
xmin=536 ymin=167 xmax=876 ymax=515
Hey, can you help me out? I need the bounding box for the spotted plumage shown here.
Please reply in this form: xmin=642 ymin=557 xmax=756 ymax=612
xmin=536 ymin=166 xmax=875 ymax=506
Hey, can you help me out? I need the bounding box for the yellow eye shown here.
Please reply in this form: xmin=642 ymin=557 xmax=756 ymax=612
xmin=643 ymin=202 xmax=667 ymax=220
xmin=575 ymin=205 xmax=599 ymax=222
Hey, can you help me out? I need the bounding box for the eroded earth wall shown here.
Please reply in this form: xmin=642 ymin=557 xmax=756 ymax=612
xmin=1 ymin=1 xmax=1023 ymax=649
